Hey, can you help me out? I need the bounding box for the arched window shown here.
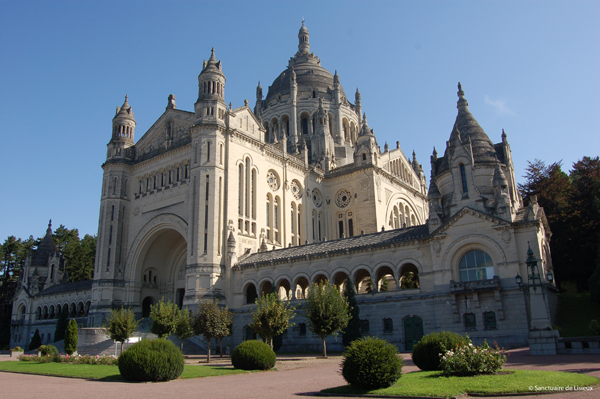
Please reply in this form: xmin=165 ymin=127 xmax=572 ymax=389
xmin=246 ymin=283 xmax=258 ymax=305
xmin=459 ymin=250 xmax=494 ymax=281
xmin=274 ymin=196 xmax=281 ymax=244
xmin=266 ymin=194 xmax=273 ymax=242
xmin=460 ymin=163 xmax=468 ymax=193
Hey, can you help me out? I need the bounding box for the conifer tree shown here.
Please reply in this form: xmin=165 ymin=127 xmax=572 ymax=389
xmin=64 ymin=319 xmax=78 ymax=355
xmin=28 ymin=329 xmax=41 ymax=351
xmin=54 ymin=306 xmax=69 ymax=342
xmin=342 ymin=277 xmax=361 ymax=347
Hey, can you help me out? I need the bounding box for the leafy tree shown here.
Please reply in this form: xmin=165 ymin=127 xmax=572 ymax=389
xmin=380 ymin=277 xmax=390 ymax=292
xmin=589 ymin=236 xmax=600 ymax=303
xmin=215 ymin=308 xmax=233 ymax=357
xmin=103 ymin=307 xmax=139 ymax=355
xmin=64 ymin=319 xmax=78 ymax=355
xmin=193 ymin=299 xmax=231 ymax=363
xmin=174 ymin=306 xmax=195 ymax=351
xmin=149 ymin=299 xmax=179 ymax=339
xmin=54 ymin=305 xmax=69 ymax=342
xmin=305 ymin=281 xmax=351 ymax=357
xmin=52 ymin=226 xmax=96 ymax=283
xmin=365 ymin=278 xmax=373 ymax=293
xmin=250 ymin=292 xmax=296 ymax=348
xmin=29 ymin=329 xmax=42 ymax=351
xmin=342 ymin=277 xmax=361 ymax=348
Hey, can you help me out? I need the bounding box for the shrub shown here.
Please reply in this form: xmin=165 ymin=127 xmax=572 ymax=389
xmin=439 ymin=336 xmax=507 ymax=376
xmin=19 ymin=353 xmax=118 ymax=365
xmin=342 ymin=337 xmax=403 ymax=389
xmin=64 ymin=319 xmax=78 ymax=355
xmin=231 ymin=340 xmax=276 ymax=370
xmin=39 ymin=345 xmax=59 ymax=356
xmin=118 ymin=339 xmax=184 ymax=382
xmin=411 ymin=331 xmax=468 ymax=371
xmin=11 ymin=346 xmax=23 ymax=352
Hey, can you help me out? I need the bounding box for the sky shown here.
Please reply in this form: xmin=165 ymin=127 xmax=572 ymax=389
xmin=1 ymin=0 xmax=598 ymax=242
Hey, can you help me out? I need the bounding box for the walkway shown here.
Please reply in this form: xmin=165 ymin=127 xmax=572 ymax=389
xmin=1 ymin=348 xmax=598 ymax=399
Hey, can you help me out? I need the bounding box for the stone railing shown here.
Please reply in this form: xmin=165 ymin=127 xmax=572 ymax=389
xmin=449 ymin=275 xmax=501 ymax=294
xmin=557 ymin=337 xmax=600 ymax=354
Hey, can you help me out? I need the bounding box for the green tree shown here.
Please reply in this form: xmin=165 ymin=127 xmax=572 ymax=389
xmin=215 ymin=307 xmax=234 ymax=357
xmin=103 ymin=307 xmax=139 ymax=355
xmin=64 ymin=319 xmax=78 ymax=355
xmin=342 ymin=277 xmax=361 ymax=347
xmin=52 ymin=226 xmax=96 ymax=283
xmin=305 ymin=281 xmax=351 ymax=358
xmin=380 ymin=277 xmax=390 ymax=292
xmin=250 ymin=292 xmax=296 ymax=348
xmin=365 ymin=278 xmax=373 ymax=293
xmin=193 ymin=299 xmax=231 ymax=363
xmin=54 ymin=305 xmax=69 ymax=342
xmin=29 ymin=329 xmax=42 ymax=351
xmin=174 ymin=307 xmax=195 ymax=351
xmin=149 ymin=299 xmax=179 ymax=339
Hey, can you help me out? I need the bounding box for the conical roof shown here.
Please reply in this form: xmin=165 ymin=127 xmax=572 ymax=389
xmin=436 ymin=83 xmax=498 ymax=174
xmin=114 ymin=95 xmax=135 ymax=120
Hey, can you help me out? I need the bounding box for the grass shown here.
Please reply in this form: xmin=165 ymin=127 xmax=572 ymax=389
xmin=0 ymin=361 xmax=249 ymax=381
xmin=556 ymin=288 xmax=600 ymax=337
xmin=322 ymin=370 xmax=600 ymax=398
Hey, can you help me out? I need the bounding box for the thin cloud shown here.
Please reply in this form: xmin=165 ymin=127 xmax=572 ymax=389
xmin=484 ymin=95 xmax=516 ymax=116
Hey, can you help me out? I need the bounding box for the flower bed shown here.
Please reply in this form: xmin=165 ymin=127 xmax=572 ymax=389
xmin=19 ymin=353 xmax=118 ymax=366
xmin=439 ymin=335 xmax=507 ymax=376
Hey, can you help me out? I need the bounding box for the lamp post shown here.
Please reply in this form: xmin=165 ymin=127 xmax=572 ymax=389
xmin=515 ymin=242 xmax=554 ymax=331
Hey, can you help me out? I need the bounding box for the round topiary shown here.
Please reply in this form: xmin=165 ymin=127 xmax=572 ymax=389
xmin=118 ymin=339 xmax=184 ymax=382
xmin=411 ymin=331 xmax=468 ymax=371
xmin=342 ymin=337 xmax=403 ymax=389
xmin=231 ymin=340 xmax=276 ymax=370
xmin=39 ymin=345 xmax=59 ymax=356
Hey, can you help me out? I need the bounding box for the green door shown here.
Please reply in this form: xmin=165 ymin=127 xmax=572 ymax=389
xmin=403 ymin=316 xmax=423 ymax=352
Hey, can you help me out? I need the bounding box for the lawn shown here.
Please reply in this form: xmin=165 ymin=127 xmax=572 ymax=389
xmin=322 ymin=370 xmax=599 ymax=398
xmin=556 ymin=289 xmax=600 ymax=337
xmin=0 ymin=361 xmax=248 ymax=381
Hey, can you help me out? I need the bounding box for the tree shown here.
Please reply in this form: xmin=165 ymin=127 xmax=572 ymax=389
xmin=250 ymin=292 xmax=296 ymax=348
xmin=64 ymin=319 xmax=78 ymax=355
xmin=305 ymin=281 xmax=351 ymax=358
xmin=29 ymin=329 xmax=42 ymax=351
xmin=174 ymin=307 xmax=195 ymax=351
xmin=215 ymin=307 xmax=233 ymax=357
xmin=54 ymin=305 xmax=69 ymax=342
xmin=365 ymin=278 xmax=373 ymax=293
xmin=52 ymin=226 xmax=96 ymax=283
xmin=103 ymin=307 xmax=139 ymax=355
xmin=380 ymin=277 xmax=390 ymax=292
xmin=342 ymin=277 xmax=361 ymax=348
xmin=193 ymin=299 xmax=231 ymax=363
xmin=149 ymin=299 xmax=179 ymax=339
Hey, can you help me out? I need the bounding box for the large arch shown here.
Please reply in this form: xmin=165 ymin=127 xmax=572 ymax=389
xmin=442 ymin=234 xmax=507 ymax=282
xmin=125 ymin=215 xmax=189 ymax=311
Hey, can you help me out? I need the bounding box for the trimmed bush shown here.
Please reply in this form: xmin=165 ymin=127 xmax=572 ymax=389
xmin=118 ymin=339 xmax=184 ymax=382
xmin=342 ymin=337 xmax=403 ymax=389
xmin=39 ymin=345 xmax=59 ymax=356
xmin=231 ymin=340 xmax=276 ymax=370
xmin=411 ymin=331 xmax=468 ymax=371
xmin=440 ymin=337 xmax=507 ymax=376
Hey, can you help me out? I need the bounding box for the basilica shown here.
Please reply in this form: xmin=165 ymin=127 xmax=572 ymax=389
xmin=11 ymin=23 xmax=557 ymax=354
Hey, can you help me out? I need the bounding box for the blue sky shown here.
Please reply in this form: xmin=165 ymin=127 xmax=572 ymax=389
xmin=1 ymin=0 xmax=598 ymax=241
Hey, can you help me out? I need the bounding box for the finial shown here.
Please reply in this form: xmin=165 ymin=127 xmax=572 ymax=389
xmin=244 ymin=99 xmax=249 ymax=106
xmin=502 ymin=128 xmax=507 ymax=140
xmin=363 ymin=113 xmax=367 ymax=123
xmin=302 ymin=18 xmax=305 ymax=25
xmin=433 ymin=146 xmax=437 ymax=156
xmin=457 ymin=82 xmax=465 ymax=98
xmin=48 ymin=219 xmax=52 ymax=229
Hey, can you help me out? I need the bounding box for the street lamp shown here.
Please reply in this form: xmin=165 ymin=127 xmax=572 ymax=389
xmin=515 ymin=242 xmax=554 ymax=295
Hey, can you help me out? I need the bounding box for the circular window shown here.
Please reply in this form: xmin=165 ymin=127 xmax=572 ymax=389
xmin=266 ymin=170 xmax=280 ymax=191
xmin=291 ymin=180 xmax=303 ymax=199
xmin=312 ymin=189 xmax=322 ymax=207
xmin=459 ymin=250 xmax=494 ymax=282
xmin=335 ymin=189 xmax=352 ymax=208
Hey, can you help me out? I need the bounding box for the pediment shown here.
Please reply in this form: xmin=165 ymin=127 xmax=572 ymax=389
xmin=135 ymin=110 xmax=195 ymax=158
xmin=432 ymin=206 xmax=509 ymax=236
xmin=230 ymin=106 xmax=265 ymax=140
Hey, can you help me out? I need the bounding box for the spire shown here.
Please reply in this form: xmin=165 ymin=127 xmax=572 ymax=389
xmin=355 ymin=88 xmax=361 ymax=101
xmin=115 ymin=95 xmax=135 ymax=120
xmin=260 ymin=238 xmax=268 ymax=252
xmin=333 ymin=70 xmax=340 ymax=86
xmin=360 ymin=113 xmax=372 ymax=136
xmin=47 ymin=219 xmax=52 ymax=235
xmin=502 ymin=128 xmax=507 ymax=142
xmin=457 ymin=82 xmax=468 ymax=110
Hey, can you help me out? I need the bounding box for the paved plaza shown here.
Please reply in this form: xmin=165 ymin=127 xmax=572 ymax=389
xmin=1 ymin=348 xmax=599 ymax=399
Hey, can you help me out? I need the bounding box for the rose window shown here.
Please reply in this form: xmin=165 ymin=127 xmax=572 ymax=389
xmin=335 ymin=189 xmax=352 ymax=208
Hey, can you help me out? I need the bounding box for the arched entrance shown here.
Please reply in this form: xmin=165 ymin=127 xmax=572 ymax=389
xmin=134 ymin=227 xmax=188 ymax=313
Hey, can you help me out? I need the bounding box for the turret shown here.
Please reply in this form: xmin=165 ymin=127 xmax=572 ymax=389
xmin=297 ymin=20 xmax=310 ymax=55
xmin=194 ymin=48 xmax=227 ymax=123
xmin=254 ymin=81 xmax=263 ymax=118
xmin=493 ymin=164 xmax=513 ymax=219
xmin=107 ymin=95 xmax=136 ymax=161
xmin=355 ymin=114 xmax=378 ymax=166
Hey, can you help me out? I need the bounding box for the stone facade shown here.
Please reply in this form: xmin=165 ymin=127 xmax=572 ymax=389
xmin=11 ymin=23 xmax=556 ymax=352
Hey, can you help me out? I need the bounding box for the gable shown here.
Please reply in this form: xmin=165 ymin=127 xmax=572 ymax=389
xmin=230 ymin=107 xmax=264 ymax=140
xmin=135 ymin=110 xmax=195 ymax=160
